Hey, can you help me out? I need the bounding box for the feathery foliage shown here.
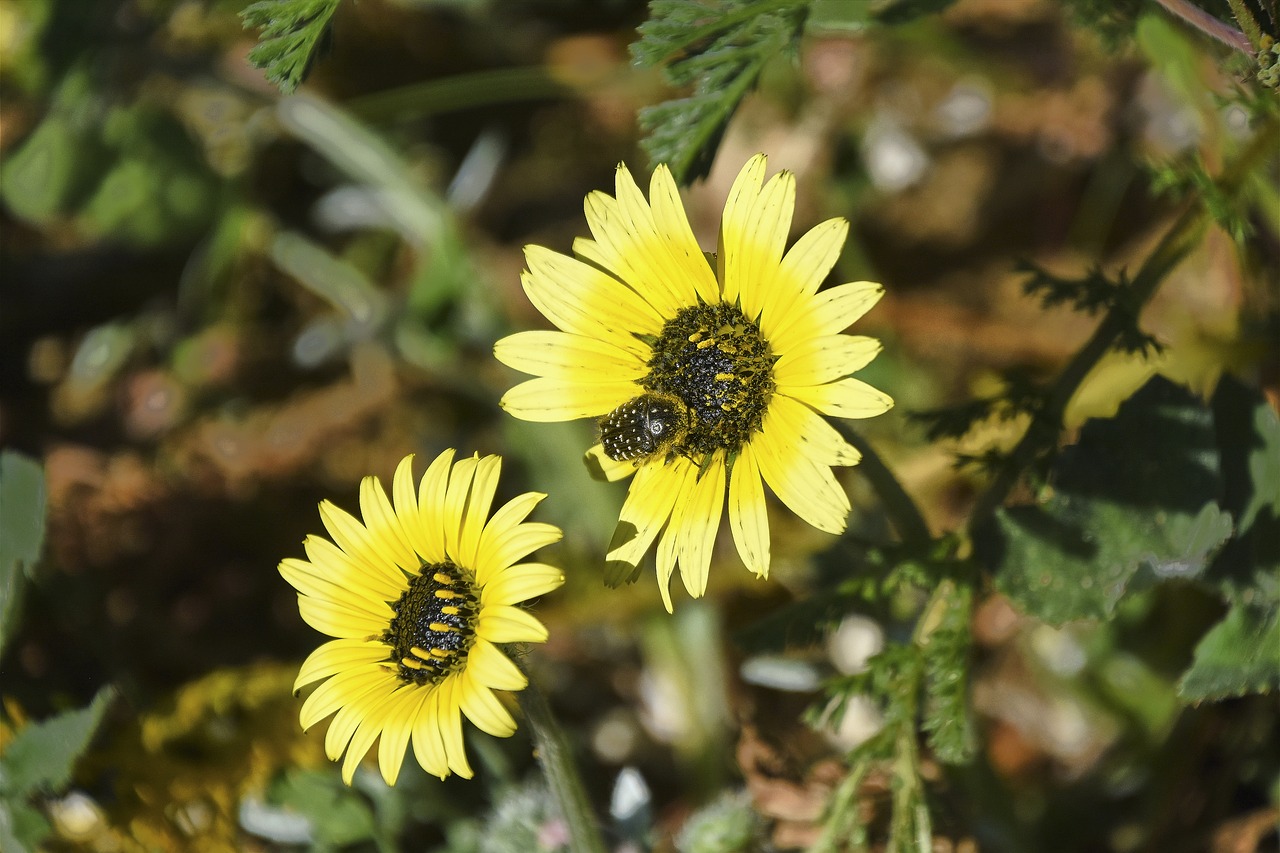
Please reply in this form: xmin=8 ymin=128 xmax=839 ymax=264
xmin=632 ymin=0 xmax=809 ymax=184
xmin=241 ymin=0 xmax=341 ymax=94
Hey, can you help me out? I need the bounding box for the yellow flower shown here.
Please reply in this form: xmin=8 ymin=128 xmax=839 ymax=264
xmin=281 ymin=450 xmax=563 ymax=785
xmin=495 ymin=154 xmax=892 ymax=610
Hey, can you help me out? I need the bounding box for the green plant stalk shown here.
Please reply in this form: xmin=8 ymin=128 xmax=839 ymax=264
xmin=1223 ymin=0 xmax=1267 ymax=50
xmin=967 ymin=114 xmax=1280 ymax=531
xmin=838 ymin=425 xmax=932 ymax=549
xmin=347 ymin=66 xmax=570 ymax=121
xmin=518 ymin=679 xmax=608 ymax=853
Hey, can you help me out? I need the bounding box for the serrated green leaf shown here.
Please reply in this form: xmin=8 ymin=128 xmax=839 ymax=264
xmin=1218 ymin=376 xmax=1280 ymax=535
xmin=1178 ymin=600 xmax=1280 ymax=700
xmin=0 ymin=452 xmax=45 ymax=663
xmin=0 ymin=688 xmax=115 ymax=797
xmin=631 ymin=0 xmax=809 ymax=183
xmin=240 ymin=0 xmax=341 ymax=94
xmin=986 ymin=377 xmax=1234 ymax=624
xmin=920 ymin=582 xmax=975 ymax=764
xmin=1206 ymin=376 xmax=1280 ymax=604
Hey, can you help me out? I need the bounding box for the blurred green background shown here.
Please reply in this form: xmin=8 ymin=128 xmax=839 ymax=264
xmin=0 ymin=0 xmax=1277 ymax=851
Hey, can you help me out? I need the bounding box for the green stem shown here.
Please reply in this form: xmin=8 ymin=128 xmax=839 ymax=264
xmin=839 ymin=425 xmax=933 ymax=549
xmin=346 ymin=66 xmax=572 ymax=121
xmin=967 ymin=115 xmax=1280 ymax=532
xmin=1223 ymin=0 xmax=1268 ymax=50
xmin=519 ymin=678 xmax=608 ymax=853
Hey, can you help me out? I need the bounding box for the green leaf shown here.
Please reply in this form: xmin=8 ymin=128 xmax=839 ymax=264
xmin=1179 ymin=599 xmax=1280 ymax=700
xmin=272 ymin=768 xmax=379 ymax=847
xmin=1206 ymin=375 xmax=1280 ymax=604
xmin=920 ymin=582 xmax=975 ymax=764
xmin=0 ymin=800 xmax=50 ymax=853
xmin=240 ymin=0 xmax=342 ymax=94
xmin=985 ymin=377 xmax=1234 ymax=624
xmin=631 ymin=0 xmax=809 ymax=184
xmin=0 ymin=452 xmax=45 ymax=662
xmin=0 ymin=687 xmax=115 ymax=797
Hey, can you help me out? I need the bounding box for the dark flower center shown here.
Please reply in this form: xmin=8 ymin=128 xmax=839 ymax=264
xmin=637 ymin=301 xmax=775 ymax=458
xmin=382 ymin=562 xmax=479 ymax=686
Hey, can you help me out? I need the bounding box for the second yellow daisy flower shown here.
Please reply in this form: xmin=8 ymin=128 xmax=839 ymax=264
xmin=495 ymin=154 xmax=891 ymax=610
xmin=281 ymin=450 xmax=563 ymax=785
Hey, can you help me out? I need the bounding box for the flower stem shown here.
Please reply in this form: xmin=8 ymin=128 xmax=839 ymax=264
xmin=519 ymin=678 xmax=608 ymax=853
xmin=838 ymin=425 xmax=933 ymax=549
xmin=1154 ymin=0 xmax=1254 ymax=54
xmin=967 ymin=114 xmax=1280 ymax=531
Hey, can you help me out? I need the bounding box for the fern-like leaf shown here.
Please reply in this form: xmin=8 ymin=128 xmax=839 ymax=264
xmin=632 ymin=0 xmax=809 ymax=184
xmin=241 ymin=0 xmax=341 ymax=94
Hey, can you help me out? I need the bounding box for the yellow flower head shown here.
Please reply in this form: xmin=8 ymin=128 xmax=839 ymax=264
xmin=495 ymin=154 xmax=892 ymax=610
xmin=281 ymin=450 xmax=564 ymax=785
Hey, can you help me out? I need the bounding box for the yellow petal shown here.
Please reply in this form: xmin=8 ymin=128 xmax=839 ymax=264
xmin=458 ymin=455 xmax=501 ymax=573
xmin=767 ymin=394 xmax=862 ymax=467
xmin=294 ymin=639 xmax=390 ymax=691
xmin=677 ymin=451 xmax=727 ymax=600
xmin=718 ymin=154 xmax=768 ymax=306
xmin=584 ymin=443 xmax=641 ymax=483
xmin=521 ymin=247 xmax=663 ymax=356
xmin=300 ymin=663 xmax=388 ymax=730
xmin=436 ymin=677 xmax=474 ymax=779
xmin=495 ymin=330 xmax=647 ymax=381
xmin=777 ymin=217 xmax=848 ymax=300
xmin=392 ymin=454 xmax=432 ymax=564
xmin=481 ymin=562 xmax=565 ymax=606
xmin=649 ymin=164 xmax=719 ymax=303
xmin=359 ymin=473 xmax=419 ymax=573
xmin=774 ymin=335 xmax=882 ymax=387
xmin=341 ymin=686 xmax=404 ymax=785
xmin=469 ymin=639 xmax=528 ymax=691
xmin=500 ymin=376 xmax=641 ymax=422
xmin=442 ymin=454 xmax=478 ymax=565
xmin=459 ymin=669 xmax=517 ymax=738
xmin=279 ymin=558 xmax=392 ymax=619
xmin=376 ymin=687 xmax=422 ymax=786
xmin=605 ymin=458 xmax=689 ymax=587
xmin=303 ymin=535 xmax=404 ymax=601
xmin=770 ymin=281 xmax=884 ymax=355
xmin=298 ymin=594 xmax=386 ymax=639
xmin=579 ymin=187 xmax=686 ymax=317
xmin=477 ymin=521 xmax=561 ymax=583
xmin=785 ymin=377 xmax=894 ymax=419
xmin=753 ymin=424 xmax=850 ymax=534
xmin=476 ymin=604 xmax=549 ymax=644
xmin=735 ymin=170 xmax=795 ymax=323
xmin=317 ymin=501 xmax=406 ymax=592
xmin=322 ymin=676 xmax=393 ymax=759
xmin=415 ymin=448 xmax=456 ymax=564
xmin=411 ymin=686 xmax=449 ymax=779
xmin=654 ymin=460 xmax=700 ymax=612
xmin=475 ymin=489 xmax=552 ymax=575
xmin=729 ymin=444 xmax=770 ymax=578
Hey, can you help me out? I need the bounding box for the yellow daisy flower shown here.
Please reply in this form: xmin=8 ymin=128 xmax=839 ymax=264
xmin=281 ymin=450 xmax=564 ymax=785
xmin=495 ymin=154 xmax=892 ymax=610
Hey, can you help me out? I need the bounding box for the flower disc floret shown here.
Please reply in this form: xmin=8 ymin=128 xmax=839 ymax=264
xmin=641 ymin=301 xmax=776 ymax=457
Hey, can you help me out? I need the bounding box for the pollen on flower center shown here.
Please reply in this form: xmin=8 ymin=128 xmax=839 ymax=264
xmin=383 ymin=562 xmax=480 ymax=686
xmin=642 ymin=302 xmax=776 ymax=456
